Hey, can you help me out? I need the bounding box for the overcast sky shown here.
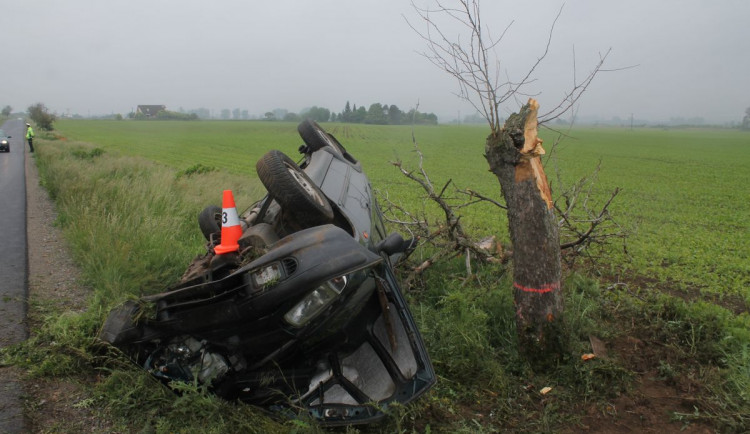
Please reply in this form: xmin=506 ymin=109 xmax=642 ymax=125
xmin=3 ymin=0 xmax=748 ymax=124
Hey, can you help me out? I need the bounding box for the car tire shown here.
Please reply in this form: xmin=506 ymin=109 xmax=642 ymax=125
xmin=298 ymin=119 xmax=360 ymax=165
xmin=256 ymin=150 xmax=334 ymax=226
xmin=198 ymin=205 xmax=222 ymax=241
xmin=297 ymin=119 xmax=344 ymax=154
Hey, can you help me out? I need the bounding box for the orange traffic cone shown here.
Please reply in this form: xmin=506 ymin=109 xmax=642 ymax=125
xmin=214 ymin=190 xmax=242 ymax=255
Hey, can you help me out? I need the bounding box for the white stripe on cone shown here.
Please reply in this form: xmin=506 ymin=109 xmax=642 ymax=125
xmin=222 ymin=206 xmax=241 ymax=227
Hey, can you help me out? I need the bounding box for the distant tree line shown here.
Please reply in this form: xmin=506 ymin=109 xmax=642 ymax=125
xmin=742 ymin=107 xmax=750 ymax=131
xmin=128 ymin=110 xmax=198 ymax=121
xmin=334 ymin=102 xmax=437 ymax=125
xmin=113 ymin=103 xmax=440 ymax=124
xmin=263 ymin=107 xmax=332 ymax=123
xmin=262 ymin=102 xmax=438 ymax=125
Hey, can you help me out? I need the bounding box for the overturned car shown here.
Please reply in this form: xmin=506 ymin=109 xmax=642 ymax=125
xmin=100 ymin=119 xmax=435 ymax=426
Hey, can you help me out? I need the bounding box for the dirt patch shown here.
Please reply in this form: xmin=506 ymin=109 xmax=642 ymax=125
xmin=569 ymin=333 xmax=714 ymax=433
xmin=558 ymin=271 xmax=731 ymax=432
xmin=26 ymin=159 xmax=89 ymax=321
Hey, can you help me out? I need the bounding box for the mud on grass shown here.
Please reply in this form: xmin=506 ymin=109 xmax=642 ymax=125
xmin=568 ymin=325 xmax=715 ymax=433
xmin=566 ymin=281 xmax=750 ymax=433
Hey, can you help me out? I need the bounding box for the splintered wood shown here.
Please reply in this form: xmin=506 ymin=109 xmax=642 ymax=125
xmin=514 ymin=98 xmax=553 ymax=209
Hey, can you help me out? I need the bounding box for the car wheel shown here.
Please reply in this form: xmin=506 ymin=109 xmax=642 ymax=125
xmin=256 ymin=150 xmax=334 ymax=226
xmin=198 ymin=205 xmax=222 ymax=241
xmin=297 ymin=119 xmax=344 ymax=154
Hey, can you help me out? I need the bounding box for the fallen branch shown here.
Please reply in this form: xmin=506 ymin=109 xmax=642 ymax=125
xmin=457 ymin=188 xmax=507 ymax=210
xmin=385 ymin=135 xmax=508 ymax=282
xmin=553 ymin=161 xmax=628 ymax=264
xmin=558 ymin=187 xmax=620 ymax=250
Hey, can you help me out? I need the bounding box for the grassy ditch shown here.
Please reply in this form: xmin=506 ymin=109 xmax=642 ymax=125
xmin=2 ymin=125 xmax=750 ymax=431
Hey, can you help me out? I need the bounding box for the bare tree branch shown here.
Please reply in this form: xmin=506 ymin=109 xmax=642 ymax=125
xmin=457 ymin=188 xmax=507 ymax=209
xmin=384 ymin=131 xmax=508 ymax=281
xmin=552 ymin=162 xmax=628 ymax=264
xmin=558 ymin=187 xmax=621 ymax=250
xmin=406 ymin=1 xmax=611 ymax=132
xmin=538 ymin=49 xmax=611 ymax=124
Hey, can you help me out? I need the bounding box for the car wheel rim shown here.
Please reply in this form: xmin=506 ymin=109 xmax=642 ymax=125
xmin=286 ymin=165 xmax=326 ymax=208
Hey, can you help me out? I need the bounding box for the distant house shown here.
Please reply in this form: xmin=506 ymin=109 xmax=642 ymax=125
xmin=136 ymin=105 xmax=166 ymax=117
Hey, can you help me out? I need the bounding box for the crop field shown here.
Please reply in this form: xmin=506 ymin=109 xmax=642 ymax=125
xmin=56 ymin=119 xmax=750 ymax=302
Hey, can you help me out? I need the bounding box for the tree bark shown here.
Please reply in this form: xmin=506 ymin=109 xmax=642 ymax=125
xmin=484 ymin=98 xmax=565 ymax=365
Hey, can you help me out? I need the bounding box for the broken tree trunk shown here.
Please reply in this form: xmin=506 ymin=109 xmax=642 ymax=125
xmin=484 ymin=98 xmax=565 ymax=365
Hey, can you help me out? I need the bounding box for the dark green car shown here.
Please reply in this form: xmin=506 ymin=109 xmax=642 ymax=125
xmin=100 ymin=119 xmax=435 ymax=426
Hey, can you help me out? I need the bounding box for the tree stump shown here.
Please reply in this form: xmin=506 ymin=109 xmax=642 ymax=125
xmin=485 ymin=98 xmax=565 ymax=366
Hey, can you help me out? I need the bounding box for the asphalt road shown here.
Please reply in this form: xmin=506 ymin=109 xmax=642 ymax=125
xmin=0 ymin=118 xmax=28 ymax=433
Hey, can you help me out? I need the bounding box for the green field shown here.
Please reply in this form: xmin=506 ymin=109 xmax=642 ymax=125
xmin=8 ymin=119 xmax=748 ymax=432
xmin=56 ymin=119 xmax=750 ymax=301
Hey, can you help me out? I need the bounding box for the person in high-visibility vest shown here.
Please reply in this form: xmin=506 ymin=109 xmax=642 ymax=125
xmin=25 ymin=123 xmax=34 ymax=152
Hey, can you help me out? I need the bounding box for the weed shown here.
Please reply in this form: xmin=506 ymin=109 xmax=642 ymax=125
xmin=71 ymin=147 xmax=104 ymax=160
xmin=657 ymin=360 xmax=677 ymax=381
xmin=176 ymin=162 xmax=217 ymax=178
xmin=72 ymin=397 xmax=96 ymax=409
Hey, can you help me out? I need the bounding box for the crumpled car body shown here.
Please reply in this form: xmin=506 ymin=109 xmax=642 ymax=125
xmin=100 ymin=119 xmax=435 ymax=426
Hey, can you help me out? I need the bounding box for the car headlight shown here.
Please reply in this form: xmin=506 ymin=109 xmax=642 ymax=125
xmin=284 ymin=276 xmax=348 ymax=327
xmin=1 ymin=140 xmax=7 ymax=145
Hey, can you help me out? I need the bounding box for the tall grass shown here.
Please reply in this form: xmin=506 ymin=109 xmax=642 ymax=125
xmin=12 ymin=140 xmax=286 ymax=432
xmin=36 ymin=142 xmax=264 ymax=302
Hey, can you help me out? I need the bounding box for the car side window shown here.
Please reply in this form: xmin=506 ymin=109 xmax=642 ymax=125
xmin=371 ymin=197 xmax=387 ymax=242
